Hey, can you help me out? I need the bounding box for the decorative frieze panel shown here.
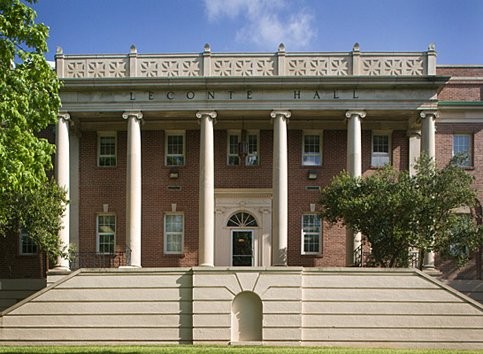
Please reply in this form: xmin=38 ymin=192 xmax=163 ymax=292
xmin=286 ymin=56 xmax=350 ymax=76
xmin=137 ymin=57 xmax=201 ymax=77
xmin=57 ymin=44 xmax=435 ymax=79
xmin=211 ymin=57 xmax=275 ymax=77
xmin=361 ymin=56 xmax=424 ymax=76
xmin=65 ymin=58 xmax=127 ymax=78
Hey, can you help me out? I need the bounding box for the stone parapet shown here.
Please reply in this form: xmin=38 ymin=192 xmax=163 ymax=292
xmin=55 ymin=44 xmax=435 ymax=79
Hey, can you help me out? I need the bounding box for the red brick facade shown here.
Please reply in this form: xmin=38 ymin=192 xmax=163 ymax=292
xmin=2 ymin=65 xmax=482 ymax=280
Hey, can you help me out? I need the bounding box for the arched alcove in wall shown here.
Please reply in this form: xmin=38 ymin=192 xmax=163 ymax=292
xmin=231 ymin=291 xmax=263 ymax=342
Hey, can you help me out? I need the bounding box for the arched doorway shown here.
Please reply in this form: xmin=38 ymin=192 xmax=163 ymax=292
xmin=228 ymin=212 xmax=258 ymax=266
xmin=231 ymin=291 xmax=263 ymax=342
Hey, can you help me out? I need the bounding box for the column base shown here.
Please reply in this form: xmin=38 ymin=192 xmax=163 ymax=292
xmin=46 ymin=267 xmax=71 ymax=286
xmin=422 ymin=266 xmax=442 ymax=277
xmin=118 ymin=265 xmax=142 ymax=269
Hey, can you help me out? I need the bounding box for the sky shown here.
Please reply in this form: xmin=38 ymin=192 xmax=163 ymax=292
xmin=32 ymin=0 xmax=483 ymax=65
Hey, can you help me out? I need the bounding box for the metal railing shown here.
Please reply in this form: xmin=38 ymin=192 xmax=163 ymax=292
xmin=354 ymin=245 xmax=420 ymax=268
xmin=69 ymin=248 xmax=131 ymax=270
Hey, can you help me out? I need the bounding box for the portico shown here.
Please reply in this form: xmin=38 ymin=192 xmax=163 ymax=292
xmin=53 ymin=44 xmax=447 ymax=270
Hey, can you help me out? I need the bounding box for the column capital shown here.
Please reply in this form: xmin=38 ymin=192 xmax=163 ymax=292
xmin=419 ymin=110 xmax=438 ymax=120
xmin=345 ymin=110 xmax=366 ymax=119
xmin=270 ymin=110 xmax=291 ymax=120
xmin=58 ymin=112 xmax=71 ymax=122
xmin=196 ymin=111 xmax=217 ymax=121
xmin=122 ymin=111 xmax=143 ymax=120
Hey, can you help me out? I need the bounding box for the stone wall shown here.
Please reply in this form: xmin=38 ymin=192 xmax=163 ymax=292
xmin=1 ymin=267 xmax=482 ymax=349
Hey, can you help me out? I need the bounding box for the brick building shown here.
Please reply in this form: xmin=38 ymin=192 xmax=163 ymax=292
xmin=1 ymin=44 xmax=482 ymax=281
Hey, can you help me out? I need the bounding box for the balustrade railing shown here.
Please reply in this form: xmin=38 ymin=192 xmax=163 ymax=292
xmin=353 ymin=245 xmax=420 ymax=268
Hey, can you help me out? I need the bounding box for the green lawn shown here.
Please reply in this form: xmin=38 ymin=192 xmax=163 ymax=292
xmin=0 ymin=346 xmax=481 ymax=354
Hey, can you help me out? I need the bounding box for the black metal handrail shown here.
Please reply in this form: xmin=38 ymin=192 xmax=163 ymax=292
xmin=354 ymin=245 xmax=420 ymax=268
xmin=69 ymin=248 xmax=131 ymax=270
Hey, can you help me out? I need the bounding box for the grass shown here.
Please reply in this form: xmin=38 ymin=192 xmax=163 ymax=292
xmin=0 ymin=346 xmax=481 ymax=354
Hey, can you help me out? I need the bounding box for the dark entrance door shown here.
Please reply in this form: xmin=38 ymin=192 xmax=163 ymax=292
xmin=232 ymin=230 xmax=253 ymax=266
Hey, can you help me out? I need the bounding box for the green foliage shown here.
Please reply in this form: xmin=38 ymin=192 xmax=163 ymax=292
xmin=0 ymin=0 xmax=61 ymax=191
xmin=319 ymin=154 xmax=483 ymax=267
xmin=0 ymin=0 xmax=64 ymax=260
xmin=0 ymin=179 xmax=67 ymax=262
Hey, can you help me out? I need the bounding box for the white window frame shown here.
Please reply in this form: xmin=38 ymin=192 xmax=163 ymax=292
xmin=96 ymin=214 xmax=116 ymax=254
xmin=165 ymin=131 xmax=185 ymax=166
xmin=227 ymin=130 xmax=241 ymax=166
xmin=371 ymin=131 xmax=391 ymax=168
xmin=19 ymin=230 xmax=38 ymax=255
xmin=452 ymin=133 xmax=472 ymax=167
xmin=97 ymin=132 xmax=117 ymax=167
xmin=302 ymin=130 xmax=323 ymax=166
xmin=164 ymin=213 xmax=184 ymax=255
xmin=245 ymin=130 xmax=259 ymax=166
xmin=301 ymin=214 xmax=322 ymax=255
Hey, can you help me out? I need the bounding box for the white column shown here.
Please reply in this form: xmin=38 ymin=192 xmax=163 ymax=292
xmin=345 ymin=110 xmax=366 ymax=266
xmin=271 ymin=110 xmax=291 ymax=266
xmin=408 ymin=129 xmax=421 ymax=176
xmin=55 ymin=112 xmax=71 ymax=271
xmin=420 ymin=110 xmax=438 ymax=271
xmin=420 ymin=111 xmax=437 ymax=160
xmin=122 ymin=111 xmax=143 ymax=267
xmin=196 ymin=111 xmax=217 ymax=267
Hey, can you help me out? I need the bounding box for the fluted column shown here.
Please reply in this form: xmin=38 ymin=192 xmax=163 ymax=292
xmin=420 ymin=110 xmax=438 ymax=271
xmin=55 ymin=112 xmax=71 ymax=271
xmin=122 ymin=111 xmax=143 ymax=267
xmin=271 ymin=110 xmax=291 ymax=266
xmin=197 ymin=111 xmax=217 ymax=267
xmin=345 ymin=110 xmax=366 ymax=265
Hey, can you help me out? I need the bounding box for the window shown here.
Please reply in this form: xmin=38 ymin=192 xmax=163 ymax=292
xmin=302 ymin=132 xmax=322 ymax=166
xmin=166 ymin=132 xmax=185 ymax=166
xmin=97 ymin=214 xmax=116 ymax=254
xmin=453 ymin=134 xmax=472 ymax=167
xmin=371 ymin=132 xmax=391 ymax=167
xmin=227 ymin=212 xmax=258 ymax=227
xmin=98 ymin=132 xmax=117 ymax=167
xmin=19 ymin=230 xmax=37 ymax=255
xmin=245 ymin=131 xmax=259 ymax=166
xmin=164 ymin=213 xmax=184 ymax=254
xmin=227 ymin=131 xmax=241 ymax=166
xmin=227 ymin=130 xmax=259 ymax=166
xmin=301 ymin=214 xmax=321 ymax=254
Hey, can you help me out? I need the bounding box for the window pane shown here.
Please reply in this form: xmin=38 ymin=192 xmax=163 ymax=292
xmin=303 ymin=134 xmax=321 ymax=166
xmin=453 ymin=134 xmax=471 ymax=166
xmin=97 ymin=215 xmax=115 ymax=254
xmin=245 ymin=134 xmax=258 ymax=166
xmin=373 ymin=135 xmax=389 ymax=153
xmin=166 ymin=135 xmax=184 ymax=166
xmin=228 ymin=134 xmax=240 ymax=166
xmin=302 ymin=214 xmax=321 ymax=254
xmin=165 ymin=214 xmax=184 ymax=254
xmin=98 ymin=136 xmax=116 ymax=167
xmin=20 ymin=231 xmax=37 ymax=255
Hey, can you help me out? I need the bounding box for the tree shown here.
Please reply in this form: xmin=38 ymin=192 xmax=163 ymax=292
xmin=0 ymin=0 xmax=65 ymax=261
xmin=319 ymin=154 xmax=483 ymax=268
